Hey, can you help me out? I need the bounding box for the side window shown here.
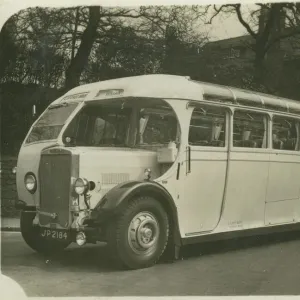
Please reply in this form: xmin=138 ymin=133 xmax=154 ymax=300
xmin=189 ymin=105 xmax=226 ymax=147
xmin=233 ymin=110 xmax=267 ymax=148
xmin=272 ymin=116 xmax=300 ymax=151
xmin=138 ymin=108 xmax=178 ymax=145
xmin=91 ymin=113 xmax=129 ymax=146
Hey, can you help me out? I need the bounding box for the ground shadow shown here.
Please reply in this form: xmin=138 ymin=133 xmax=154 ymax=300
xmin=35 ymin=243 xmax=115 ymax=273
xmin=2 ymin=231 xmax=300 ymax=273
xmin=180 ymin=231 xmax=300 ymax=260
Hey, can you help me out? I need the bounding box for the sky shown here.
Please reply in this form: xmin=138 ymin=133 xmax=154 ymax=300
xmin=207 ymin=13 xmax=248 ymax=41
xmin=200 ymin=4 xmax=260 ymax=41
xmin=0 ymin=0 xmax=259 ymax=42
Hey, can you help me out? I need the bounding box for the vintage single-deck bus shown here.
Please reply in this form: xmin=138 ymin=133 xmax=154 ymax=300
xmin=15 ymin=74 xmax=300 ymax=269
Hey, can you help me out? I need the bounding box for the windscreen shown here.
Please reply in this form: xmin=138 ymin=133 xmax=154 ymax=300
xmin=26 ymin=103 xmax=79 ymax=144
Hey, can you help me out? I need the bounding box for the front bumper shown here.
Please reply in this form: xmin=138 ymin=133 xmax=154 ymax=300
xmin=19 ymin=202 xmax=111 ymax=243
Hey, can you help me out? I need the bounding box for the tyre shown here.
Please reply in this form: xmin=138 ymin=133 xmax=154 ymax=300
xmin=107 ymin=196 xmax=169 ymax=270
xmin=20 ymin=210 xmax=70 ymax=254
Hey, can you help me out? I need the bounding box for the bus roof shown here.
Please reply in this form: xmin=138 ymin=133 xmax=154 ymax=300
xmin=53 ymin=74 xmax=300 ymax=114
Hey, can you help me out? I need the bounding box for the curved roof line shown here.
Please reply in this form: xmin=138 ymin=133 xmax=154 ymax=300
xmin=190 ymin=78 xmax=300 ymax=114
xmin=56 ymin=74 xmax=300 ymax=114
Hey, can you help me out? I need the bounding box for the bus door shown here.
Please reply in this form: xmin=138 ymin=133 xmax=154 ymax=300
xmin=180 ymin=104 xmax=229 ymax=236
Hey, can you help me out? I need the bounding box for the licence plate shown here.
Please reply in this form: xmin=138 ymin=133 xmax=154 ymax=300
xmin=40 ymin=228 xmax=69 ymax=240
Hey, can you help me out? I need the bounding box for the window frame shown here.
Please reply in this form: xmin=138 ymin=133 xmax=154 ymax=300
xmin=62 ymin=104 xmax=133 ymax=147
xmin=231 ymin=108 xmax=270 ymax=151
xmin=61 ymin=98 xmax=181 ymax=149
xmin=138 ymin=107 xmax=180 ymax=146
xmin=271 ymin=114 xmax=300 ymax=152
xmin=188 ymin=103 xmax=229 ymax=149
xmin=25 ymin=102 xmax=79 ymax=144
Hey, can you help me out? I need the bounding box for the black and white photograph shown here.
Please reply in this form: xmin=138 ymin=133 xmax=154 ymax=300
xmin=1 ymin=0 xmax=300 ymax=297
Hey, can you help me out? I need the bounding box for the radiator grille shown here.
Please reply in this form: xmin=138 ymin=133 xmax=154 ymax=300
xmin=39 ymin=153 xmax=71 ymax=228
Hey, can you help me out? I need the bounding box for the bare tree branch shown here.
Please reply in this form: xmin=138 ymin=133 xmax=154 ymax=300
xmin=265 ymin=27 xmax=300 ymax=52
xmin=235 ymin=4 xmax=257 ymax=38
xmin=206 ymin=5 xmax=223 ymax=24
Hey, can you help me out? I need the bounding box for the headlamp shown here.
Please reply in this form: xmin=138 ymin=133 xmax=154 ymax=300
xmin=74 ymin=178 xmax=89 ymax=195
xmin=24 ymin=173 xmax=37 ymax=193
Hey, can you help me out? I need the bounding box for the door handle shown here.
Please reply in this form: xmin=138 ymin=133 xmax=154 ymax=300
xmin=186 ymin=146 xmax=191 ymax=174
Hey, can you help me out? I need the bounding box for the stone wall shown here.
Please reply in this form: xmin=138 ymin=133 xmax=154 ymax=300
xmin=0 ymin=156 xmax=20 ymax=218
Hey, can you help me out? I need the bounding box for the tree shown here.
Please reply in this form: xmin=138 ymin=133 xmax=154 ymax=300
xmin=161 ymin=25 xmax=184 ymax=74
xmin=0 ymin=15 xmax=19 ymax=81
xmin=64 ymin=5 xmax=208 ymax=90
xmin=0 ymin=8 xmax=70 ymax=86
xmin=1 ymin=5 xmax=209 ymax=155
xmin=81 ymin=26 xmax=164 ymax=82
xmin=1 ymin=5 xmax=208 ymax=90
xmin=64 ymin=6 xmax=100 ymax=90
xmin=206 ymin=3 xmax=300 ymax=87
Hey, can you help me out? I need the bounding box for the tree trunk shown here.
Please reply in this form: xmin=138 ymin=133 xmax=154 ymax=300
xmin=254 ymin=51 xmax=265 ymax=68
xmin=253 ymin=44 xmax=266 ymax=85
xmin=64 ymin=6 xmax=100 ymax=91
xmin=71 ymin=7 xmax=80 ymax=60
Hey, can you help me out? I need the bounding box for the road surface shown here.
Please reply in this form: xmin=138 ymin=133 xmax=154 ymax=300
xmin=2 ymin=231 xmax=300 ymax=297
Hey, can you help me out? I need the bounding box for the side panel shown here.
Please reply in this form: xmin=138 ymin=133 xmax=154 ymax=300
xmin=219 ymin=150 xmax=270 ymax=230
xmin=265 ymin=151 xmax=300 ymax=225
xmin=78 ymin=148 xmax=160 ymax=209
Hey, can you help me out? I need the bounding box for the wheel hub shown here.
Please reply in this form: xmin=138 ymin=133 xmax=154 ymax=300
xmin=128 ymin=212 xmax=159 ymax=254
xmin=141 ymin=227 xmax=152 ymax=239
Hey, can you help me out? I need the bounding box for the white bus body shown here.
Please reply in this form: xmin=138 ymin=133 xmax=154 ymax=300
xmin=16 ymin=74 xmax=300 ymax=269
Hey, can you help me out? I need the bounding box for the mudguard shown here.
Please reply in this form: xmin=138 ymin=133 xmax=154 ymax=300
xmin=91 ymin=180 xmax=181 ymax=246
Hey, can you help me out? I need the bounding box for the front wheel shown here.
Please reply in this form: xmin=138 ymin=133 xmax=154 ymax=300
xmin=20 ymin=210 xmax=70 ymax=254
xmin=107 ymin=196 xmax=169 ymax=270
